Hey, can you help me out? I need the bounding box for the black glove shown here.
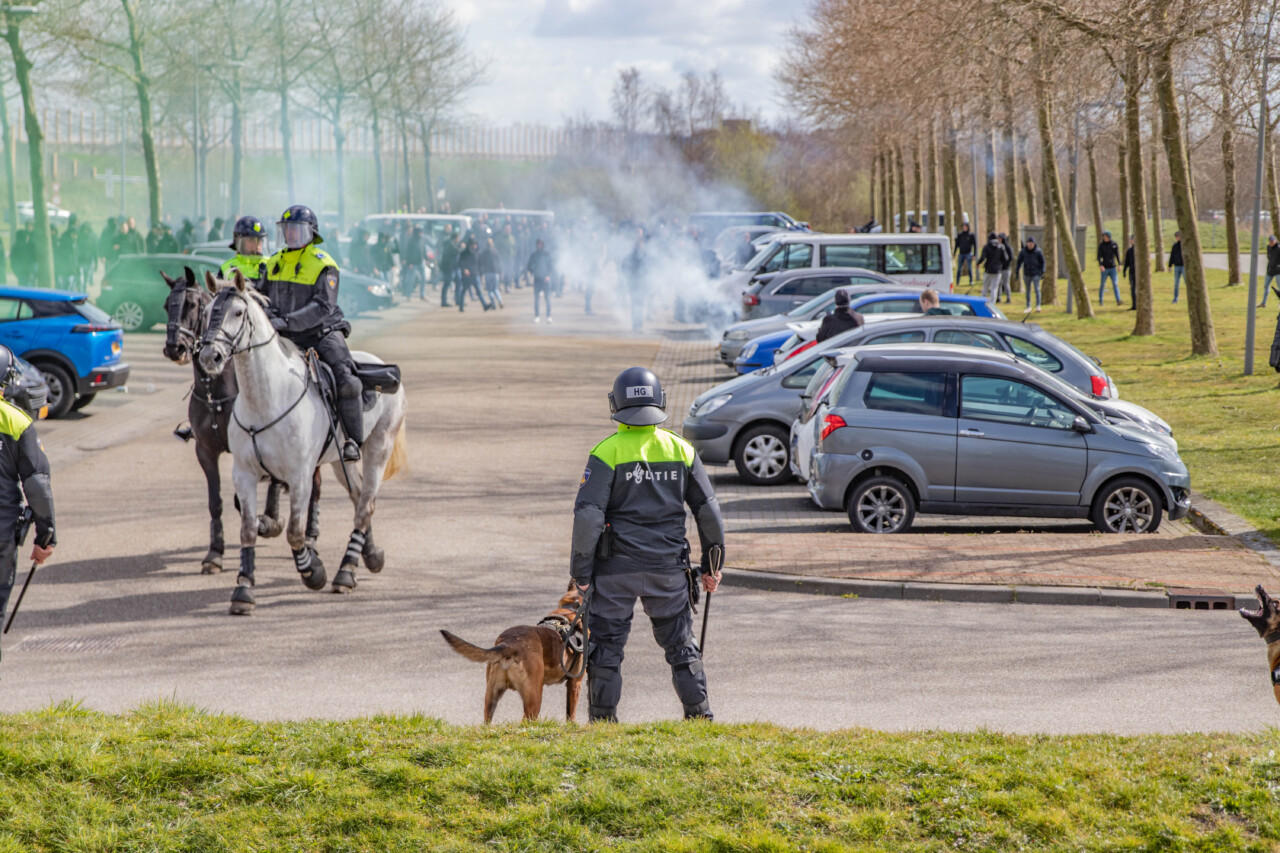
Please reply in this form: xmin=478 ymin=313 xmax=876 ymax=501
xmin=269 ymin=315 xmax=287 ymax=332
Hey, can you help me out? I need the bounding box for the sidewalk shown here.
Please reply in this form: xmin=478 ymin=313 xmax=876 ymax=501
xmin=656 ymin=325 xmax=1279 ymax=595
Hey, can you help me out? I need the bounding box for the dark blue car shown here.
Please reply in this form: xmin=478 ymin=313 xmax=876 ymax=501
xmin=0 ymin=286 xmax=129 ymax=418
xmin=733 ymin=292 xmax=1004 ymax=373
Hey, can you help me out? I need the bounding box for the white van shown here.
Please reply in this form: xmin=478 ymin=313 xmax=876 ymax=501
xmin=722 ymin=233 xmax=954 ymax=299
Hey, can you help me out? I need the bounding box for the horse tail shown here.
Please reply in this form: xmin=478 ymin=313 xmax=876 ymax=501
xmin=383 ymin=419 xmax=409 ymax=481
xmin=440 ymin=630 xmax=511 ymax=665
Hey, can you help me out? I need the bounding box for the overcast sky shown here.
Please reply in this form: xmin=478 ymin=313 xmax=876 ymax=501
xmin=453 ymin=0 xmax=804 ymax=127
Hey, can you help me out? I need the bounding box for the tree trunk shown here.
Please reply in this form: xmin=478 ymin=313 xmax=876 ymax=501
xmin=982 ymin=100 xmax=997 ymax=238
xmin=1041 ymin=153 xmax=1056 ymax=305
xmin=230 ymin=70 xmax=243 ymax=221
xmin=1001 ymin=65 xmax=1021 ymax=290
xmin=926 ymin=119 xmax=939 ymax=234
xmin=1033 ymin=31 xmax=1092 ymax=318
xmin=1117 ymin=138 xmax=1130 ymax=251
xmin=946 ymin=120 xmax=965 ymax=241
xmin=1086 ymin=134 xmax=1103 ymax=253
xmin=1221 ymin=84 xmax=1240 ymax=285
xmin=1019 ymin=130 xmax=1037 ymax=225
xmin=420 ymin=121 xmax=435 ymax=215
xmin=895 ymin=142 xmax=906 ymax=231
xmin=1154 ymin=42 xmax=1215 ymax=356
xmin=5 ymin=25 xmax=50 ymax=288
xmin=0 ymin=86 xmax=17 ymax=253
xmin=372 ymin=107 xmax=384 ymax=213
xmin=1267 ymin=137 xmax=1279 ymax=237
xmin=121 ymin=0 xmax=161 ymax=226
xmin=884 ymin=147 xmax=895 ymax=229
xmin=1150 ymin=95 xmax=1166 ymax=271
xmin=911 ymin=132 xmax=922 ymax=227
xmin=942 ymin=127 xmax=955 ymax=240
xmin=400 ymin=120 xmax=412 ymax=211
xmin=1125 ymin=52 xmax=1154 ymax=336
xmin=273 ymin=0 xmax=295 ymax=202
xmin=334 ymin=110 xmax=346 ymax=231
xmin=869 ymin=150 xmax=877 ymax=226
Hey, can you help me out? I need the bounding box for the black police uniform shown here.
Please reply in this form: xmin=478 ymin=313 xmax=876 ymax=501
xmin=571 ymin=369 xmax=725 ymax=721
xmin=0 ymin=399 xmax=55 ymax=636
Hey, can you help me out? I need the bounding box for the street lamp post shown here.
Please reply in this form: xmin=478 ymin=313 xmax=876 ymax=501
xmin=1244 ymin=18 xmax=1279 ymax=374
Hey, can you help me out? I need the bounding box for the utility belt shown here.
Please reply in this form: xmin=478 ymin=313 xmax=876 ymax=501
xmin=595 ymin=525 xmax=700 ymax=612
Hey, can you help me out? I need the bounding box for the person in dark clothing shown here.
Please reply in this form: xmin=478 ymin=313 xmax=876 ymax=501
xmin=10 ymin=226 xmax=34 ymax=288
xmin=348 ymin=228 xmax=371 ymax=276
xmin=816 ymin=289 xmax=864 ymax=342
xmin=976 ymin=232 xmax=1004 ymax=302
xmin=1123 ymin=235 xmax=1137 ymax=310
xmin=526 ymin=238 xmax=554 ymax=322
xmin=207 ymin=217 xmax=225 ymax=243
xmin=439 ymin=228 xmax=458 ymax=307
xmin=479 ymin=236 xmax=503 ymax=308
xmin=997 ymin=233 xmax=1013 ymax=303
xmin=177 ymin=219 xmax=195 ymax=251
xmin=735 ymin=232 xmax=756 ymax=267
xmin=918 ymin=288 xmax=949 ymax=315
xmin=1015 ymin=237 xmax=1046 ymax=312
xmin=456 ymin=237 xmax=486 ymax=312
xmin=400 ymin=225 xmax=426 ymax=298
xmin=1097 ymin=230 xmax=1122 ymax=305
xmin=156 ymin=223 xmax=179 ymax=254
xmin=1259 ymin=235 xmax=1280 ymax=308
xmin=954 ymin=223 xmax=977 ymax=287
xmin=1169 ymin=231 xmax=1185 ymax=303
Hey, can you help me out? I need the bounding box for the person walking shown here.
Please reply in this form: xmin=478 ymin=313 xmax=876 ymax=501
xmin=10 ymin=226 xmax=34 ymax=289
xmin=456 ymin=237 xmax=485 ymax=312
xmin=526 ymin=238 xmax=554 ymax=323
xmin=815 ymin=289 xmax=864 ymax=341
xmin=976 ymin=231 xmax=1004 ymax=302
xmin=1259 ymin=234 xmax=1280 ymax=307
xmin=1123 ymin=235 xmax=1137 ymax=310
xmin=0 ymin=346 xmax=56 ymax=662
xmin=1015 ymin=236 xmax=1045 ymax=312
xmin=438 ymin=227 xmax=457 ymax=307
xmin=498 ymin=223 xmax=518 ymax=293
xmin=1097 ymin=230 xmax=1123 ymax=305
xmin=480 ymin=236 xmax=503 ymax=309
xmin=954 ymin=222 xmax=977 ymax=288
xmin=997 ymin=233 xmax=1013 ymax=303
xmin=571 ymin=367 xmax=724 ymax=723
xmin=622 ymin=228 xmax=647 ymax=331
xmin=1169 ymin=231 xmax=1185 ymax=304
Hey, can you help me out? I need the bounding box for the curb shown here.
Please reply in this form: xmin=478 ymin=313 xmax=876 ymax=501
xmin=722 ymin=568 xmax=1242 ymax=610
xmin=1185 ymin=490 xmax=1280 ymax=574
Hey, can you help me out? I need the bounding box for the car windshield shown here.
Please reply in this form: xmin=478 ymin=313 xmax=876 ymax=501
xmin=75 ymin=300 xmax=113 ymax=325
xmin=745 ymin=240 xmax=779 ymax=272
xmin=786 ymin=291 xmax=834 ymax=318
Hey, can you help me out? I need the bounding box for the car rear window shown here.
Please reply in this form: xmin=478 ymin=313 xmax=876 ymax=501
xmin=933 ymin=329 xmax=1001 ymax=349
xmin=865 ymin=331 xmax=926 ymax=345
xmin=781 ymin=357 xmax=824 ymax=389
xmin=1002 ymin=334 xmax=1063 ymax=372
xmin=927 ymin=302 xmax=977 ymax=315
xmin=76 ymin=301 xmax=114 ymax=324
xmin=860 ymin=298 xmax=922 ymax=314
xmin=883 ymin=243 xmax=944 ymax=274
xmin=863 ymin=372 xmax=948 ymax=416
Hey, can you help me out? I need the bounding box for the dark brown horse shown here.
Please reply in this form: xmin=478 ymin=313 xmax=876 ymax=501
xmin=161 ymin=267 xmax=318 ymax=572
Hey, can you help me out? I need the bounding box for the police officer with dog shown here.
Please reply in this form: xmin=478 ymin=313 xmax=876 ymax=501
xmin=0 ymin=345 xmax=55 ymax=658
xmin=571 ymin=367 xmax=725 ymax=722
xmin=257 ymin=204 xmax=362 ymax=462
xmin=221 ymin=215 xmax=270 ymax=282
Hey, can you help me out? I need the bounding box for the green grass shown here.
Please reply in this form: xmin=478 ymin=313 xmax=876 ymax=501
xmin=960 ymin=263 xmax=1280 ymax=541
xmin=2 ymin=701 xmax=1280 ymax=851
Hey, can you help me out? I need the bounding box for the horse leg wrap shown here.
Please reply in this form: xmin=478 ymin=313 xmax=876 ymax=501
xmin=229 ymin=548 xmax=256 ymax=615
xmin=361 ymin=529 xmax=385 ymax=573
xmin=306 ymin=502 xmax=321 ymax=543
xmin=237 ymin=548 xmax=255 ymax=586
xmin=294 ymin=547 xmax=328 ymax=591
xmin=342 ymin=529 xmax=366 ymax=568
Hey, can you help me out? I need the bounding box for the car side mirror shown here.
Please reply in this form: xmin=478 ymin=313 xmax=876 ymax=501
xmin=1072 ymin=415 xmax=1092 ymax=433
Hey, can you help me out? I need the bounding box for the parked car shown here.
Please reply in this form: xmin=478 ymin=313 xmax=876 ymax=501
xmin=795 ymin=315 xmax=1118 ymax=399
xmin=807 ymin=345 xmax=1189 ymax=534
xmin=721 ymin=279 xmax=913 ymax=364
xmin=6 ymin=355 xmax=49 ymax=420
xmin=689 ymin=211 xmax=804 ymax=240
xmin=183 ymin=241 xmax=235 ymax=260
xmin=0 ymin=286 xmax=129 ymax=418
xmin=740 ymin=267 xmax=899 ymax=321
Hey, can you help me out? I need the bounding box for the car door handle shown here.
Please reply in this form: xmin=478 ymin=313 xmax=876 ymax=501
xmin=960 ymin=428 xmax=985 ymax=436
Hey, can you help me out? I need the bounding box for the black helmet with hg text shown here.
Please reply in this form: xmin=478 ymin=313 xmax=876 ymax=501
xmin=230 ymin=215 xmax=267 ymax=251
xmin=608 ymin=367 xmax=667 ymax=426
xmin=277 ymin=204 xmax=323 ymax=248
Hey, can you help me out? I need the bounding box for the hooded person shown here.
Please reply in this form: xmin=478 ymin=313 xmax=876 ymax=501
xmin=815 ymin=288 xmax=865 ymax=342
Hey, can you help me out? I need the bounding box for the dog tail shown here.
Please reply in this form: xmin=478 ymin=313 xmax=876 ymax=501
xmin=440 ymin=629 xmax=510 ymax=664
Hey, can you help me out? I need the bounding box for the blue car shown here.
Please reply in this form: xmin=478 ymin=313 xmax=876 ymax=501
xmin=0 ymin=286 xmax=129 ymax=418
xmin=732 ymin=292 xmax=1004 ymax=373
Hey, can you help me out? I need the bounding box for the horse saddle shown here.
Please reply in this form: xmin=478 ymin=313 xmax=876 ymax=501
xmin=308 ymin=353 xmax=401 ymax=414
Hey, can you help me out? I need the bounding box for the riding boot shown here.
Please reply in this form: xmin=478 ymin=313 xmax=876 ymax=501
xmin=338 ymin=394 xmax=363 ymax=462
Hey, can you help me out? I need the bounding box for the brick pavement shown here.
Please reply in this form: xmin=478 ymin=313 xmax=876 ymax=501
xmin=654 ymin=324 xmax=1279 ymax=593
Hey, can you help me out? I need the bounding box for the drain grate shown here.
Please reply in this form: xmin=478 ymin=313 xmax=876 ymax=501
xmin=12 ymin=636 xmax=128 ymax=653
xmin=1167 ymin=588 xmax=1235 ymax=611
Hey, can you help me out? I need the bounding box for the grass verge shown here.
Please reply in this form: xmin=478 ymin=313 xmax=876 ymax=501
xmin=960 ymin=263 xmax=1280 ymax=542
xmin=2 ymin=702 xmax=1280 ymax=852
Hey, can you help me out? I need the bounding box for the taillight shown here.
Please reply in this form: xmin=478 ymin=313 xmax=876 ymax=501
xmin=820 ymin=414 xmax=847 ymax=441
xmin=784 ymin=340 xmax=818 ymax=361
xmin=743 ymin=293 xmax=759 ymax=306
xmin=71 ymin=324 xmax=115 ymax=333
xmin=1090 ymin=375 xmax=1108 ymax=397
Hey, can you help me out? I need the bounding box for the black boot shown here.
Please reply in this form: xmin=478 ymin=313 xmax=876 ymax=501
xmin=342 ymin=439 xmax=360 ymax=462
xmin=338 ymin=394 xmax=363 ymax=462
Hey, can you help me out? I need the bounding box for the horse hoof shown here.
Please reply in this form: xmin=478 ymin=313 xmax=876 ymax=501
xmin=229 ymin=584 xmax=255 ymax=616
xmin=299 ymin=552 xmax=327 ymax=591
xmin=201 ymin=552 xmax=224 ymax=574
xmin=363 ymin=547 xmax=385 ymax=574
xmin=333 ymin=567 xmax=357 ymax=593
xmin=258 ymin=516 xmax=283 ymax=538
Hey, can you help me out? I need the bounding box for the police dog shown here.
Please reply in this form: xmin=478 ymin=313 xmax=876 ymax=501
xmin=441 ymin=585 xmax=586 ymax=723
xmin=1239 ymin=585 xmax=1280 ymax=706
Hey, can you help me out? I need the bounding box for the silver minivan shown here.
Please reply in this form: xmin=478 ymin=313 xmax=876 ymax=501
xmin=808 ymin=345 xmax=1190 ymax=534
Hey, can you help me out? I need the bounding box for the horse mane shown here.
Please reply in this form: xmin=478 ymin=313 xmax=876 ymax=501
xmin=212 ymin=279 xmax=271 ymax=309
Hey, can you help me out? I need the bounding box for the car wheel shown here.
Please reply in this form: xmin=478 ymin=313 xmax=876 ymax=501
xmin=36 ymin=362 xmax=76 ymax=419
xmin=1091 ymin=477 xmax=1162 ymax=534
xmin=847 ymin=475 xmax=916 ymax=534
xmin=111 ymin=300 xmax=148 ymax=332
xmin=70 ymin=392 xmax=96 ymax=411
xmin=733 ymin=424 xmax=791 ymax=486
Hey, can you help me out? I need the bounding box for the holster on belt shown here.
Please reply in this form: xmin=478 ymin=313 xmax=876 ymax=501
xmin=13 ymin=506 xmax=32 ymax=547
xmin=596 ymin=523 xmax=614 ymax=561
xmin=680 ymin=540 xmax=700 ymax=613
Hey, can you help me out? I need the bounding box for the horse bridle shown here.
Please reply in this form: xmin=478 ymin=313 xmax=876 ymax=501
xmin=165 ymin=283 xmax=206 ymax=354
xmin=200 ymin=288 xmax=278 ymax=357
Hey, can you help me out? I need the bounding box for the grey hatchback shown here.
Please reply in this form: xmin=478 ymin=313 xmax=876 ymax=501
xmin=808 ymin=345 xmax=1190 ymax=534
xmin=741 ymin=267 xmax=897 ymax=320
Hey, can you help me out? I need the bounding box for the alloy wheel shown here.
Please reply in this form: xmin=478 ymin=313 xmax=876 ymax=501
xmin=857 ymin=485 xmax=907 ymax=533
xmin=112 ymin=301 xmax=146 ymax=332
xmin=1102 ymin=486 xmax=1155 ymax=533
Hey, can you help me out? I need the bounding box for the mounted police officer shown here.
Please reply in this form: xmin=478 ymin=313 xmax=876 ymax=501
xmin=258 ymin=205 xmax=362 ymax=462
xmin=0 ymin=345 xmax=55 ymax=659
xmin=221 ymin=215 xmax=269 ymax=282
xmin=571 ymin=367 xmax=725 ymax=722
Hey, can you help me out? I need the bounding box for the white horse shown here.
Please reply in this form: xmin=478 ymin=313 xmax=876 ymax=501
xmin=196 ymin=270 xmax=408 ymax=615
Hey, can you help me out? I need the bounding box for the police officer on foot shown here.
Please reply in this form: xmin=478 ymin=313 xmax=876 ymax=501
xmin=0 ymin=345 xmax=54 ymax=659
xmin=571 ymin=367 xmax=725 ymax=722
xmin=259 ymin=205 xmax=362 ymax=462
xmin=221 ymin=216 xmax=270 ymax=282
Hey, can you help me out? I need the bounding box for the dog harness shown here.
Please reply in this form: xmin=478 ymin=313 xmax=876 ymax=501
xmin=538 ymin=591 xmax=591 ymax=679
xmin=1264 ymin=631 xmax=1280 ymax=685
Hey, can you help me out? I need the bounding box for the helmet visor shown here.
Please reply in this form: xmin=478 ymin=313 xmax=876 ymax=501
xmin=278 ymin=221 xmax=313 ymax=250
xmin=234 ymin=235 xmax=265 ymax=256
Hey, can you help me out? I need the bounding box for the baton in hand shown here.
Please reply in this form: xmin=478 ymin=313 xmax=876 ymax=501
xmin=699 ymin=544 xmax=724 ymax=652
xmin=4 ymin=527 xmax=53 ymax=635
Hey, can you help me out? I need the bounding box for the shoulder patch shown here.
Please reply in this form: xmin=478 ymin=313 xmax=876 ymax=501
xmin=316 ymin=251 xmax=328 ymax=261
xmin=579 ymin=467 xmax=591 ymax=487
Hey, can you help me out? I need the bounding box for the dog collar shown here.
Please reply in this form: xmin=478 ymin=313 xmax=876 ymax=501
xmin=1265 ymin=630 xmax=1280 ymax=645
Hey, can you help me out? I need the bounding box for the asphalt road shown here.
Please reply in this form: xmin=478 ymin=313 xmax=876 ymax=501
xmin=0 ymin=291 xmax=1275 ymax=734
